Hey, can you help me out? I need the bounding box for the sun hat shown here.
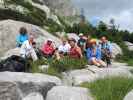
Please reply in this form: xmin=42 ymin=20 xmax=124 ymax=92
xmin=79 ymin=33 xmax=83 ymax=36
xmin=47 ymin=38 xmax=53 ymax=42
xmin=90 ymin=39 xmax=97 ymax=44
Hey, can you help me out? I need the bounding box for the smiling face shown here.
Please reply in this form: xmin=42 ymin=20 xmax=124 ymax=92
xmin=62 ymin=40 xmax=67 ymax=45
xmin=61 ymin=38 xmax=67 ymax=45
xmin=69 ymin=40 xmax=76 ymax=48
xmin=47 ymin=40 xmax=52 ymax=45
xmin=29 ymin=35 xmax=34 ymax=43
xmin=101 ymin=36 xmax=107 ymax=43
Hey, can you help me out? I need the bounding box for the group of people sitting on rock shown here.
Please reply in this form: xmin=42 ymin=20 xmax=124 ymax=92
xmin=16 ymin=27 xmax=112 ymax=67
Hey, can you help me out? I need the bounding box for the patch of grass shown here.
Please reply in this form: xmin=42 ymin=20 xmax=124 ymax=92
xmin=81 ymin=77 xmax=133 ymax=100
xmin=49 ymin=56 xmax=88 ymax=73
xmin=28 ymin=56 xmax=88 ymax=78
xmin=127 ymin=60 xmax=133 ymax=66
xmin=29 ymin=58 xmax=62 ymax=78
xmin=46 ymin=66 xmax=62 ymax=78
xmin=29 ymin=58 xmax=48 ymax=73
xmin=121 ymin=59 xmax=133 ymax=66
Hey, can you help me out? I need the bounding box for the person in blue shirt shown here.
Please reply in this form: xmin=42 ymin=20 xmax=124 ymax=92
xmin=86 ymin=39 xmax=107 ymax=67
xmin=100 ymin=36 xmax=112 ymax=65
xmin=16 ymin=27 xmax=29 ymax=47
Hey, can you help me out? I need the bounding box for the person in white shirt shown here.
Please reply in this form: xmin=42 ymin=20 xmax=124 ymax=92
xmin=58 ymin=38 xmax=71 ymax=55
xmin=20 ymin=35 xmax=38 ymax=61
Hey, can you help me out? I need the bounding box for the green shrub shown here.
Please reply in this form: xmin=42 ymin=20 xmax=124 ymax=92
xmin=49 ymin=56 xmax=88 ymax=72
xmin=46 ymin=66 xmax=62 ymax=78
xmin=45 ymin=18 xmax=63 ymax=33
xmin=3 ymin=0 xmax=47 ymax=26
xmin=81 ymin=77 xmax=133 ymax=100
xmin=28 ymin=58 xmax=62 ymax=78
xmin=29 ymin=58 xmax=48 ymax=73
xmin=28 ymin=56 xmax=87 ymax=77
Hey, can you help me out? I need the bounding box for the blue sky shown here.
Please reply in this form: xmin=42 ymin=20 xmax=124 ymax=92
xmin=72 ymin=0 xmax=133 ymax=32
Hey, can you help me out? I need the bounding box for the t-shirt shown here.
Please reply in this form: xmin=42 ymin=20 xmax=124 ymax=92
xmin=41 ymin=43 xmax=55 ymax=55
xmin=58 ymin=44 xmax=71 ymax=53
xmin=101 ymin=41 xmax=112 ymax=53
xmin=69 ymin=46 xmax=82 ymax=59
xmin=16 ymin=34 xmax=28 ymax=47
xmin=20 ymin=40 xmax=33 ymax=56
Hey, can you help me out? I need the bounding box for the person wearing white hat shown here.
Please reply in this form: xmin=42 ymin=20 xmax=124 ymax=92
xmin=20 ymin=35 xmax=38 ymax=61
xmin=79 ymin=33 xmax=83 ymax=36
xmin=78 ymin=33 xmax=86 ymax=54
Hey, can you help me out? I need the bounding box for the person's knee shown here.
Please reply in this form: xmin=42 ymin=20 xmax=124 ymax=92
xmin=99 ymin=60 xmax=107 ymax=67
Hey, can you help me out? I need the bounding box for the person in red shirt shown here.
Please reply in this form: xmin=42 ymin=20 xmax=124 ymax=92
xmin=41 ymin=39 xmax=55 ymax=58
xmin=69 ymin=38 xmax=83 ymax=59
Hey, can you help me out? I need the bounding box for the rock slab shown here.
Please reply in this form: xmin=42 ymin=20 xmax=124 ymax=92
xmin=46 ymin=86 xmax=93 ymax=100
xmin=124 ymin=90 xmax=133 ymax=100
xmin=0 ymin=72 xmax=62 ymax=99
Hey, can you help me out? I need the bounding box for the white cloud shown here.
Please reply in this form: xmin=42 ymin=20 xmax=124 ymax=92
xmin=103 ymin=9 xmax=133 ymax=31
xmin=72 ymin=0 xmax=133 ymax=32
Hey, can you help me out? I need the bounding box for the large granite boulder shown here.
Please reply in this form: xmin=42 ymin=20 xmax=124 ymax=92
xmin=0 ymin=72 xmax=62 ymax=85
xmin=1 ymin=48 xmax=21 ymax=60
xmin=18 ymin=82 xmax=55 ymax=99
xmin=0 ymin=19 xmax=61 ymax=56
xmin=62 ymin=63 xmax=133 ymax=85
xmin=0 ymin=72 xmax=62 ymax=100
xmin=46 ymin=86 xmax=93 ymax=100
xmin=111 ymin=43 xmax=123 ymax=58
xmin=0 ymin=82 xmax=22 ymax=100
xmin=43 ymin=0 xmax=78 ymax=16
xmin=23 ymin=92 xmax=44 ymax=100
xmin=30 ymin=0 xmax=61 ymax=25
xmin=125 ymin=41 xmax=133 ymax=51
xmin=0 ymin=81 xmax=55 ymax=100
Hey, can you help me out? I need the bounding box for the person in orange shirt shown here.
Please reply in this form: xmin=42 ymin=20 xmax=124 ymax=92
xmin=69 ymin=38 xmax=83 ymax=59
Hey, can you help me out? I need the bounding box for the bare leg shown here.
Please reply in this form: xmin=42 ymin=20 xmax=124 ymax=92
xmin=97 ymin=60 xmax=107 ymax=67
xmin=30 ymin=49 xmax=38 ymax=61
xmin=54 ymin=51 xmax=61 ymax=60
xmin=90 ymin=58 xmax=101 ymax=67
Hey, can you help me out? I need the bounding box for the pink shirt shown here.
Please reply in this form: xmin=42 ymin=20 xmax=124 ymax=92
xmin=41 ymin=43 xmax=55 ymax=55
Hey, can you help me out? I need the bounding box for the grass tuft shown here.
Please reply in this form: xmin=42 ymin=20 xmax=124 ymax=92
xmin=81 ymin=77 xmax=133 ymax=100
xmin=49 ymin=56 xmax=88 ymax=73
